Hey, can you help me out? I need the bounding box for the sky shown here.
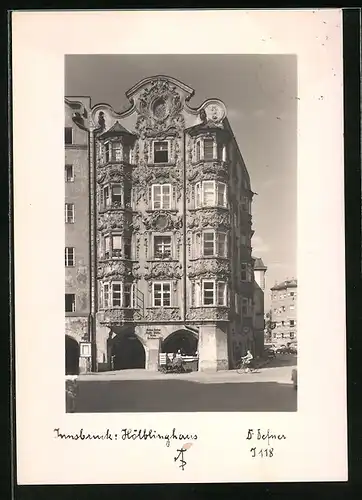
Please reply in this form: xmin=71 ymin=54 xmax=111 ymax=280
xmin=65 ymin=54 xmax=297 ymax=308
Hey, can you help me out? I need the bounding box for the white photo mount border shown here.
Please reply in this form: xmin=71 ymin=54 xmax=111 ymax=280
xmin=13 ymin=9 xmax=346 ymax=484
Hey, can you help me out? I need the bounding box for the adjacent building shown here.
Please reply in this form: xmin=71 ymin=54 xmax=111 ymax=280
xmin=270 ymin=279 xmax=297 ymax=343
xmin=253 ymin=257 xmax=267 ymax=356
xmin=65 ymin=75 xmax=260 ymax=373
xmin=64 ymin=97 xmax=91 ymax=374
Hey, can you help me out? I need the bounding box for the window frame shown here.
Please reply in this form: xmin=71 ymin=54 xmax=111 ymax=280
xmin=65 ymin=247 xmax=75 ymax=267
xmin=152 ymin=140 xmax=170 ymax=164
xmin=194 ymin=181 xmax=228 ymax=208
xmin=65 ymin=164 xmax=74 ymax=182
xmin=201 ymin=280 xmax=227 ymax=307
xmin=65 ymin=127 xmax=73 ymax=145
xmin=200 ymin=230 xmax=227 ymax=258
xmin=65 ymin=293 xmax=76 ymax=313
xmin=102 ymin=234 xmax=132 ymax=260
xmin=151 ymin=183 xmax=172 ymax=210
xmin=152 ymin=281 xmax=172 ymax=308
xmin=103 ymin=281 xmax=136 ymax=308
xmin=65 ymin=203 xmax=75 ymax=223
xmin=153 ymin=234 xmax=172 ymax=260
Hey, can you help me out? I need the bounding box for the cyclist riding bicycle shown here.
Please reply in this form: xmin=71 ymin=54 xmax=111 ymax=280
xmin=240 ymin=350 xmax=253 ymax=372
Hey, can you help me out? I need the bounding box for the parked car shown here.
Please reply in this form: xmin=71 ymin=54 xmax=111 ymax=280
xmin=291 ymin=368 xmax=297 ymax=389
xmin=276 ymin=344 xmax=290 ymax=355
xmin=262 ymin=344 xmax=276 ymax=360
xmin=289 ymin=342 xmax=298 ymax=354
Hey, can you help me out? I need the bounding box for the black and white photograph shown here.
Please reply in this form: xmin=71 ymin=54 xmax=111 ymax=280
xmin=13 ymin=9 xmax=347 ymax=485
xmin=64 ymin=54 xmax=298 ymax=413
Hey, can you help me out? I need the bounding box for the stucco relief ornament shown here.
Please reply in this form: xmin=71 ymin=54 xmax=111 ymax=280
xmin=135 ymin=233 xmax=141 ymax=259
xmin=98 ymin=111 xmax=106 ymax=130
xmin=135 ymin=79 xmax=185 ymax=138
xmin=144 ymin=261 xmax=182 ymax=282
xmin=143 ymin=211 xmax=182 ymax=232
xmin=145 ymin=308 xmax=181 ymax=322
xmin=204 ymin=102 xmax=226 ymax=127
xmin=187 ymin=259 xmax=231 ymax=280
xmin=97 ymin=212 xmax=132 ymax=232
xmin=186 ymin=307 xmax=229 ymax=321
xmin=98 ymin=261 xmax=134 ymax=279
xmin=188 ymin=210 xmax=231 ymax=231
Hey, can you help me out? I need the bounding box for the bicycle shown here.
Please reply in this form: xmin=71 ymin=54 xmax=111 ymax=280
xmin=236 ymin=358 xmax=260 ymax=374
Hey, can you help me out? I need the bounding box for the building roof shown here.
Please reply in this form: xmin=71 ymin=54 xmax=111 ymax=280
xmin=253 ymin=257 xmax=267 ymax=270
xmin=271 ymin=279 xmax=297 ymax=291
xmin=98 ymin=121 xmax=135 ymax=139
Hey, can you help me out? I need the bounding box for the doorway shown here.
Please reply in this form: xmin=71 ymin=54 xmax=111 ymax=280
xmin=65 ymin=335 xmax=80 ymax=375
xmin=110 ymin=331 xmax=146 ymax=370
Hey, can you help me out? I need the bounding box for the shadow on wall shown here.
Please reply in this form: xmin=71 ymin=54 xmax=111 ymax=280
xmin=72 ymin=379 xmax=297 ymax=413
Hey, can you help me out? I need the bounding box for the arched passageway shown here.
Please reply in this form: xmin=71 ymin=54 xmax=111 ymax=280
xmin=65 ymin=335 xmax=80 ymax=375
xmin=110 ymin=331 xmax=146 ymax=370
xmin=162 ymin=329 xmax=198 ymax=356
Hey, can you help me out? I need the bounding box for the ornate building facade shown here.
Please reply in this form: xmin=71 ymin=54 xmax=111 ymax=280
xmin=65 ymin=75 xmax=256 ymax=372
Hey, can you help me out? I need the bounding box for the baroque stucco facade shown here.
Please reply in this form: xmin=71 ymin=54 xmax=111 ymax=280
xmin=66 ymin=76 xmax=257 ymax=373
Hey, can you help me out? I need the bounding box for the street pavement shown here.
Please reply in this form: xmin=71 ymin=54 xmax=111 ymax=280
xmin=72 ymin=355 xmax=297 ymax=413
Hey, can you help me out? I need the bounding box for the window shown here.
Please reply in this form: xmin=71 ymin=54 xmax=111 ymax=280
xmin=195 ymin=181 xmax=227 ymax=208
xmin=154 ymin=235 xmax=172 ymax=259
xmin=105 ymin=142 xmax=111 ymax=163
xmin=103 ymin=235 xmax=132 ymax=259
xmin=65 ymin=294 xmax=76 ymax=312
xmin=65 ymin=164 xmax=74 ymax=182
xmin=110 ymin=282 xmax=135 ymax=308
xmin=217 ymin=282 xmax=227 ymax=306
xmin=290 ymin=292 xmax=295 ymax=297
xmin=290 ymin=304 xmax=295 ymax=310
xmin=242 ymin=298 xmax=252 ymax=317
xmin=65 ymin=127 xmax=73 ymax=145
xmin=203 ymin=232 xmax=214 ymax=257
xmin=289 ymin=320 xmax=295 ymax=327
xmin=112 ymin=142 xmax=122 ymax=162
xmin=103 ymin=283 xmax=109 ymax=308
xmin=104 ymin=236 xmax=110 ymax=259
xmin=112 ymin=185 xmax=122 ymax=205
xmin=203 ymin=138 xmax=214 ymax=160
xmin=202 ymin=281 xmax=227 ymax=306
xmin=241 ymin=263 xmax=252 ymax=282
xmin=240 ymin=234 xmax=247 ymax=245
xmin=65 ymin=247 xmax=75 ymax=267
xmin=152 ymin=184 xmax=171 ymax=210
xmin=203 ymin=281 xmax=214 ymax=305
xmin=124 ymin=237 xmax=132 ymax=259
xmin=153 ymin=282 xmax=171 ymax=307
xmin=65 ymin=203 xmax=75 ymax=223
xmin=153 ymin=141 xmax=169 ymax=163
xmin=123 ymin=144 xmax=130 ymax=163
xmin=241 ymin=196 xmax=251 ymax=213
xmin=235 ymin=293 xmax=239 ymax=313
xmin=112 ymin=235 xmax=122 ymax=258
xmin=196 ymin=141 xmax=201 ymax=162
xmin=217 ymin=183 xmax=226 ymax=206
xmin=290 ymin=332 xmax=295 ymax=339
xmin=201 ymin=231 xmax=227 ymax=257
